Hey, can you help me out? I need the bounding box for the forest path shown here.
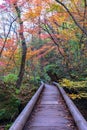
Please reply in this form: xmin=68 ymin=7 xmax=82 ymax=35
xmin=23 ymin=84 xmax=77 ymax=130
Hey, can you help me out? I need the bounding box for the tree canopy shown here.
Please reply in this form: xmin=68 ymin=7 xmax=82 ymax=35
xmin=0 ymin=0 xmax=87 ymax=85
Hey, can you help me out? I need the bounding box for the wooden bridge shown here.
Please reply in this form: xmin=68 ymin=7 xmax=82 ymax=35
xmin=9 ymin=82 xmax=87 ymax=130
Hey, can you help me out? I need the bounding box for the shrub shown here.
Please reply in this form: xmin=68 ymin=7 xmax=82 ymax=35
xmin=60 ymin=78 xmax=73 ymax=87
xmin=5 ymin=123 xmax=12 ymax=130
xmin=0 ymin=96 xmax=21 ymax=121
xmin=3 ymin=74 xmax=18 ymax=84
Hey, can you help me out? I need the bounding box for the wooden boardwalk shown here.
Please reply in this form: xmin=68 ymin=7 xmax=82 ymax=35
xmin=23 ymin=84 xmax=77 ymax=130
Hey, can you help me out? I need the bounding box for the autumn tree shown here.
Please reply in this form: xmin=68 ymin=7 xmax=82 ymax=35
xmin=0 ymin=0 xmax=28 ymax=88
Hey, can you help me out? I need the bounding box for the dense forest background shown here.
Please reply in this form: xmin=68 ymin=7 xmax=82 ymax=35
xmin=0 ymin=0 xmax=87 ymax=129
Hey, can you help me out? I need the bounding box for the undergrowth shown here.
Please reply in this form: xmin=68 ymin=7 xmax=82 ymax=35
xmin=0 ymin=81 xmax=38 ymax=129
xmin=59 ymin=78 xmax=87 ymax=120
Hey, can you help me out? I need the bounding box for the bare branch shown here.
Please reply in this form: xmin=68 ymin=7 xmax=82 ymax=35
xmin=0 ymin=17 xmax=17 ymax=57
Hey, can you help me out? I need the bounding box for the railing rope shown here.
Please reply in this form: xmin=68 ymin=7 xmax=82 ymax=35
xmin=53 ymin=82 xmax=87 ymax=130
xmin=9 ymin=82 xmax=44 ymax=130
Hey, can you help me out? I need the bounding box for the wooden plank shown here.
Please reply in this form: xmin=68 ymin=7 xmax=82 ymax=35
xmin=41 ymin=101 xmax=58 ymax=104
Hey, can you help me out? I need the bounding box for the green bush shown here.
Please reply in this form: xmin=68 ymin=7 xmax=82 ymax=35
xmin=5 ymin=123 xmax=12 ymax=130
xmin=29 ymin=76 xmax=41 ymax=84
xmin=0 ymin=96 xmax=21 ymax=121
xmin=3 ymin=74 xmax=18 ymax=84
xmin=0 ymin=109 xmax=6 ymax=119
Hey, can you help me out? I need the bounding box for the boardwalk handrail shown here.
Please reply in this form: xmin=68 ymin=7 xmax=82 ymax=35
xmin=9 ymin=82 xmax=44 ymax=130
xmin=53 ymin=82 xmax=87 ymax=130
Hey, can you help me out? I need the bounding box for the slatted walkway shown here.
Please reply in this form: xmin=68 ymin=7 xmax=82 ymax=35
xmin=23 ymin=84 xmax=77 ymax=130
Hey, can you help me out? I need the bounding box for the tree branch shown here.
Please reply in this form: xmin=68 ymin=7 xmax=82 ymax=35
xmin=55 ymin=0 xmax=87 ymax=36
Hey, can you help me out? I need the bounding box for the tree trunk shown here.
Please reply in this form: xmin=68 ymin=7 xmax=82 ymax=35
xmin=14 ymin=4 xmax=27 ymax=88
xmin=16 ymin=42 xmax=27 ymax=88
